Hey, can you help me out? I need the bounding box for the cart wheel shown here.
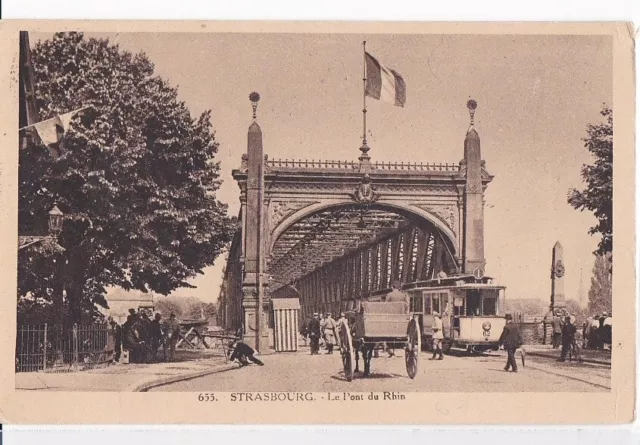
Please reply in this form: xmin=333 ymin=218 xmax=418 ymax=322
xmin=339 ymin=322 xmax=355 ymax=382
xmin=405 ymin=317 xmax=421 ymax=379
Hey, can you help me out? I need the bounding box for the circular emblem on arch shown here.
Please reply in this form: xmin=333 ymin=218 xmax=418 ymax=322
xmin=473 ymin=268 xmax=485 ymax=280
xmin=554 ymin=260 xmax=565 ymax=278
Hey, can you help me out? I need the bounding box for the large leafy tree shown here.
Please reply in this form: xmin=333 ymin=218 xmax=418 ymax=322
xmin=19 ymin=32 xmax=236 ymax=323
xmin=587 ymin=253 xmax=612 ymax=316
xmin=568 ymin=105 xmax=613 ymax=256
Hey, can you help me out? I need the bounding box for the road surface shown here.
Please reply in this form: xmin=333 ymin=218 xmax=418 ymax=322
xmin=149 ymin=347 xmax=610 ymax=392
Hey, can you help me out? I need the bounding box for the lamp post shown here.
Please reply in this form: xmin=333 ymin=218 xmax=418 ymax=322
xmin=18 ymin=204 xmax=65 ymax=250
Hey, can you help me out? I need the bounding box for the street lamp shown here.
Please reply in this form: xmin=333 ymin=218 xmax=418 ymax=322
xmin=48 ymin=205 xmax=64 ymax=234
xmin=18 ymin=204 xmax=64 ymax=250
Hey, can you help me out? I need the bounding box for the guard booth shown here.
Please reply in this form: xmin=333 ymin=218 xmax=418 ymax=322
xmin=271 ymin=298 xmax=301 ymax=352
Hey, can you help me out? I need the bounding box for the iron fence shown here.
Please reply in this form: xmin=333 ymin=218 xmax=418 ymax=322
xmin=16 ymin=323 xmax=114 ymax=373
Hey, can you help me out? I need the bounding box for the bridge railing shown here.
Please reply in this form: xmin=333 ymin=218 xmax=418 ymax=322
xmin=267 ymin=159 xmax=359 ymax=169
xmin=265 ymin=158 xmax=460 ymax=172
xmin=371 ymin=161 xmax=459 ymax=172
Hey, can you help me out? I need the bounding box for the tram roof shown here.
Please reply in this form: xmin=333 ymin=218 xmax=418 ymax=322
xmin=403 ymin=274 xmax=506 ymax=291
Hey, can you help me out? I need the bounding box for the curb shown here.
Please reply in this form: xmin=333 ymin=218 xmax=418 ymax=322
xmin=131 ymin=362 xmax=238 ymax=392
xmin=525 ymin=351 xmax=611 ymax=366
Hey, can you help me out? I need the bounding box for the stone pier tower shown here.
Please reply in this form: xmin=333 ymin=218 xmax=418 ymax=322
xmin=242 ymin=93 xmax=270 ymax=352
xmin=462 ymin=100 xmax=486 ymax=275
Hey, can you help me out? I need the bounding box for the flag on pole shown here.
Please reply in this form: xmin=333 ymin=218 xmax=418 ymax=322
xmin=364 ymin=52 xmax=406 ymax=107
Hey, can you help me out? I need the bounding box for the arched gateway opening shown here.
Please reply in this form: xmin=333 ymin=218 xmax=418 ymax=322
xmin=269 ymin=203 xmax=459 ymax=318
xmin=219 ymin=97 xmax=493 ymax=352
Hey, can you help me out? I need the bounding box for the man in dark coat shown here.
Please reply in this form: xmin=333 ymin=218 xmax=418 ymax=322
xmin=498 ymin=314 xmax=523 ymax=372
xmin=559 ymin=315 xmax=577 ymax=361
xmin=122 ymin=314 xmax=144 ymax=363
xmin=307 ymin=313 xmax=321 ymax=355
xmin=149 ymin=313 xmax=165 ymax=362
xmin=551 ymin=313 xmax=563 ymax=349
xmin=109 ymin=317 xmax=122 ymax=362
xmin=228 ymin=340 xmax=264 ymax=366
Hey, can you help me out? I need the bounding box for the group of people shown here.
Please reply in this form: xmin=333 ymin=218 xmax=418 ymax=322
xmin=108 ymin=309 xmax=181 ymax=364
xmin=301 ymin=312 xmax=339 ymax=355
xmin=582 ymin=312 xmax=613 ymax=350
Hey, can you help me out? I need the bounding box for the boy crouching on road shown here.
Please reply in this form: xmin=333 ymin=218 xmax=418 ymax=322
xmin=228 ymin=339 xmax=265 ymax=367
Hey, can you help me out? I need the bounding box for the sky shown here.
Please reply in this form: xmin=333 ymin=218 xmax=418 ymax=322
xmin=33 ymin=32 xmax=613 ymax=306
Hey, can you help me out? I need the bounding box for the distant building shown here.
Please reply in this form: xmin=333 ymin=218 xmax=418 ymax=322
xmin=100 ymin=288 xmax=156 ymax=324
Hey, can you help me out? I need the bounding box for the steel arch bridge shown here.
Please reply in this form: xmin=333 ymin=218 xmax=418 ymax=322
xmin=218 ymin=100 xmax=492 ymax=352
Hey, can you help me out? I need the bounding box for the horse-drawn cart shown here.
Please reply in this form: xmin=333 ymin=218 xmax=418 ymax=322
xmin=338 ymin=301 xmax=421 ymax=381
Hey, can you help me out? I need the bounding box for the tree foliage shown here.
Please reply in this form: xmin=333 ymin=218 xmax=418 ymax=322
xmin=568 ymin=105 xmax=613 ymax=256
xmin=19 ymin=32 xmax=236 ymax=322
xmin=154 ymin=296 xmax=216 ymax=322
xmin=587 ymin=253 xmax=612 ymax=316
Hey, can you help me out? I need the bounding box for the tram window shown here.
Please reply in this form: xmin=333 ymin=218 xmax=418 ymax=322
xmin=483 ymin=296 xmax=497 ymax=315
xmin=466 ymin=290 xmax=481 ymax=316
xmin=441 ymin=293 xmax=450 ymax=315
xmin=432 ymin=295 xmax=440 ymax=314
xmin=410 ymin=295 xmax=423 ymax=313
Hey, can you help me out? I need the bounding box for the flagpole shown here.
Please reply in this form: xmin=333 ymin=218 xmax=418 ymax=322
xmin=362 ymin=40 xmax=367 ymax=148
xmin=360 ymin=40 xmax=370 ymax=165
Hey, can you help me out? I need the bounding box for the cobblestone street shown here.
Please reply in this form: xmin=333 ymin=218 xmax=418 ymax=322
xmin=149 ymin=347 xmax=610 ymax=392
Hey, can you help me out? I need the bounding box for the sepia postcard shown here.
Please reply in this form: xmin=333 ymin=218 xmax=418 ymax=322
xmin=0 ymin=20 xmax=634 ymax=424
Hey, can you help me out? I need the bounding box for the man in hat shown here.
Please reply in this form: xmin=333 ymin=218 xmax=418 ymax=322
xmin=321 ymin=312 xmax=337 ymax=354
xmin=149 ymin=313 xmax=165 ymax=362
xmin=559 ymin=315 xmax=577 ymax=362
xmin=551 ymin=311 xmax=563 ymax=349
xmin=431 ymin=312 xmax=444 ymax=360
xmin=228 ymin=339 xmax=264 ymax=367
xmin=164 ymin=313 xmax=181 ymax=362
xmin=307 ymin=313 xmax=321 ymax=355
xmin=602 ymin=312 xmax=612 ymax=350
xmin=498 ymin=313 xmax=523 ymax=372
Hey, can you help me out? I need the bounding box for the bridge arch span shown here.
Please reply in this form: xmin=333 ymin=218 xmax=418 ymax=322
xmin=269 ymin=199 xmax=458 ymax=257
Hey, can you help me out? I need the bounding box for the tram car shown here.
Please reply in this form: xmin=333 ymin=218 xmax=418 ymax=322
xmin=405 ymin=274 xmax=506 ymax=353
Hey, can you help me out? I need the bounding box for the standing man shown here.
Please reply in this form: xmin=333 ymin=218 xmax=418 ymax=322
xmin=321 ymin=312 xmax=338 ymax=354
xmin=149 ymin=313 xmax=164 ymax=362
xmin=307 ymin=313 xmax=321 ymax=355
xmin=430 ymin=312 xmax=444 ymax=360
xmin=602 ymin=312 xmax=612 ymax=350
xmin=559 ymin=315 xmax=577 ymax=362
xmin=552 ymin=312 xmax=563 ymax=349
xmin=165 ymin=313 xmax=181 ymax=362
xmin=498 ymin=313 xmax=523 ymax=372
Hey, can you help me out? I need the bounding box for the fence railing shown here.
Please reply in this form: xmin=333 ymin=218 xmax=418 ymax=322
xmin=16 ymin=323 xmax=114 ymax=373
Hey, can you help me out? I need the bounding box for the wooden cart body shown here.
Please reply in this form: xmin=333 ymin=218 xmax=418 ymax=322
xmin=353 ymin=301 xmax=410 ymax=342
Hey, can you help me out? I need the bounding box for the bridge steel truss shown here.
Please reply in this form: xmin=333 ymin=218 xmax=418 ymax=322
xmin=284 ymin=219 xmax=457 ymax=319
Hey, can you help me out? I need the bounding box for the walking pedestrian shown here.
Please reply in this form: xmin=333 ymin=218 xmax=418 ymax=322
xmin=228 ymin=340 xmax=264 ymax=367
xmin=308 ymin=313 xmax=321 ymax=355
xmin=559 ymin=315 xmax=576 ymax=362
xmin=321 ymin=312 xmax=337 ymax=354
xmin=498 ymin=313 xmax=522 ymax=372
xmin=430 ymin=312 xmax=444 ymax=360
xmin=165 ymin=313 xmax=181 ymax=362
